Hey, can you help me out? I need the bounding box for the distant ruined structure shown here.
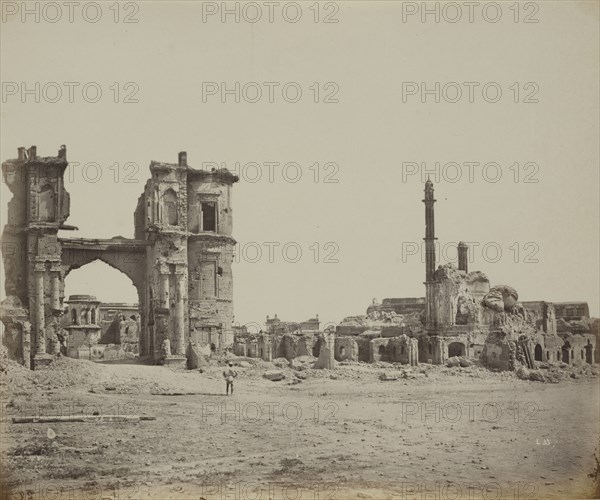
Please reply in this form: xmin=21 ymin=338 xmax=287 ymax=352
xmin=232 ymin=314 xmax=336 ymax=370
xmin=334 ymin=179 xmax=596 ymax=369
xmin=232 ymin=314 xmax=324 ymax=361
xmin=0 ymin=145 xmax=238 ymax=369
xmin=236 ymin=178 xmax=596 ymax=370
xmin=57 ymin=296 xmax=140 ymax=360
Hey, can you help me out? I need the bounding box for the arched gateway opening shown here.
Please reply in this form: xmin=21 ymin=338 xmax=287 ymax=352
xmin=60 ymin=238 xmax=149 ymax=362
xmin=62 ymin=260 xmax=141 ymax=361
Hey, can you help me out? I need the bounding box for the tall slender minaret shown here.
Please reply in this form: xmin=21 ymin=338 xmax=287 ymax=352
xmin=423 ymin=178 xmax=437 ymax=331
xmin=458 ymin=241 xmax=469 ymax=273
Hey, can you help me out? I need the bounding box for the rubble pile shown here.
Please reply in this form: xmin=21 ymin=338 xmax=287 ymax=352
xmin=1 ymin=347 xmax=597 ymax=399
xmin=0 ymin=345 xmax=33 ymax=394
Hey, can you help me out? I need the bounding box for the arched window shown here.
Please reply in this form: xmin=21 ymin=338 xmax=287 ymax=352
xmin=39 ymin=185 xmax=56 ymax=222
xmin=71 ymin=308 xmax=78 ymax=325
xmin=91 ymin=309 xmax=96 ymax=324
xmin=162 ymin=189 xmax=178 ymax=225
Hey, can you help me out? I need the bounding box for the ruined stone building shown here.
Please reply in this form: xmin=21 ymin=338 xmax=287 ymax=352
xmin=333 ymin=179 xmax=596 ymax=369
xmin=233 ymin=314 xmax=325 ymax=361
xmin=265 ymin=313 xmax=321 ymax=336
xmin=57 ymin=296 xmax=140 ymax=361
xmin=366 ymin=298 xmax=426 ymax=318
xmin=98 ymin=302 xmax=140 ymax=347
xmin=0 ymin=146 xmax=238 ymax=369
xmin=61 ymin=294 xmax=101 ymax=358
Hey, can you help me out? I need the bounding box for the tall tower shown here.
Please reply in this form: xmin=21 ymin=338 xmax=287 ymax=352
xmin=1 ymin=145 xmax=71 ymax=368
xmin=423 ymin=178 xmax=437 ymax=331
xmin=458 ymin=241 xmax=468 ymax=273
xmin=133 ymin=152 xmax=239 ymax=365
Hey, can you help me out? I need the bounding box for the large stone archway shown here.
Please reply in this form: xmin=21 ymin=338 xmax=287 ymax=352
xmin=60 ymin=238 xmax=149 ymax=356
xmin=1 ymin=145 xmax=238 ymax=369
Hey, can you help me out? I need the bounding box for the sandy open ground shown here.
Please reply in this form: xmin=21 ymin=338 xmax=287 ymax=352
xmin=1 ymin=357 xmax=599 ymax=500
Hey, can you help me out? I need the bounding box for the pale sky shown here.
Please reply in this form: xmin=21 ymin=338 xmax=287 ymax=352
xmin=1 ymin=1 xmax=599 ymax=330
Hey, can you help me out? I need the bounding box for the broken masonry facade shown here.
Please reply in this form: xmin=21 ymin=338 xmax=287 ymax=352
xmin=0 ymin=146 xmax=238 ymax=369
xmin=333 ymin=179 xmax=597 ymax=370
xmin=418 ymin=179 xmax=596 ymax=369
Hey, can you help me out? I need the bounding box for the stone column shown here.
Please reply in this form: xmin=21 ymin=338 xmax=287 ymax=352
xmin=32 ymin=264 xmax=53 ymax=368
xmin=50 ymin=272 xmax=61 ymax=311
xmin=161 ymin=273 xmax=170 ymax=309
xmin=34 ymin=267 xmax=46 ymax=354
xmin=174 ymin=274 xmax=186 ymax=355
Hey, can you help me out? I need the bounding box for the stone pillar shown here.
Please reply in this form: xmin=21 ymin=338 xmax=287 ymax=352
xmin=174 ymin=274 xmax=186 ymax=355
xmin=22 ymin=322 xmax=32 ymax=368
xmin=314 ymin=331 xmax=336 ymax=369
xmin=161 ymin=273 xmax=170 ymax=308
xmin=50 ymin=272 xmax=61 ymax=311
xmin=154 ymin=308 xmax=169 ymax=363
xmin=33 ymin=265 xmax=53 ymax=368
xmin=34 ymin=268 xmax=46 ymax=354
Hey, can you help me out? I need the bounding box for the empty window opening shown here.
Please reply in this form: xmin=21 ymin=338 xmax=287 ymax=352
xmin=201 ymin=202 xmax=216 ymax=232
xmin=39 ymin=184 xmax=56 ymax=222
xmin=163 ymin=189 xmax=178 ymax=225
xmin=448 ymin=342 xmax=465 ymax=357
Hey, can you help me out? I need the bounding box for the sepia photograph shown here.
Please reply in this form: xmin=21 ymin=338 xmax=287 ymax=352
xmin=0 ymin=1 xmax=599 ymax=499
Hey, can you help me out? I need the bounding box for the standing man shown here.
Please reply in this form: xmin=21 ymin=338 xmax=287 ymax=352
xmin=223 ymin=362 xmax=238 ymax=395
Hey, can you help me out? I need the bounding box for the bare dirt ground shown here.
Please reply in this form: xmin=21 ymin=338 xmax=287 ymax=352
xmin=1 ymin=355 xmax=599 ymax=500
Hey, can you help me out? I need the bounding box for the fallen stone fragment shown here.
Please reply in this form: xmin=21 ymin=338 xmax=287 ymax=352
xmin=263 ymin=370 xmax=285 ymax=381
